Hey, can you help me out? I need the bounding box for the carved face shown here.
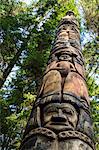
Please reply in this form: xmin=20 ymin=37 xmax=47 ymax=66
xmin=42 ymin=103 xmax=78 ymax=132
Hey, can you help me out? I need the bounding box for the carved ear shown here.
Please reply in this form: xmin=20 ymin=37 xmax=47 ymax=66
xmin=30 ymin=106 xmax=41 ymax=127
xmin=36 ymin=107 xmax=41 ymax=127
xmin=23 ymin=106 xmax=41 ymax=137
xmin=77 ymin=109 xmax=93 ymax=139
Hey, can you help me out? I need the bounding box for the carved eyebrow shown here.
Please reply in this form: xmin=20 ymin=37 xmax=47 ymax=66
xmin=44 ymin=105 xmax=58 ymax=113
xmin=62 ymin=107 xmax=74 ymax=113
xmin=61 ymin=105 xmax=76 ymax=111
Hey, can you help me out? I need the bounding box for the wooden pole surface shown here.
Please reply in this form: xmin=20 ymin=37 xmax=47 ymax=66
xmin=20 ymin=11 xmax=95 ymax=150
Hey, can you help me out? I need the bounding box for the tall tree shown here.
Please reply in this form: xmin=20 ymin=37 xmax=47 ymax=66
xmin=79 ymin=1 xmax=99 ymax=148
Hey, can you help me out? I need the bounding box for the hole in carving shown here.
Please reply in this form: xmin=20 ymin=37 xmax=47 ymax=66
xmin=75 ymin=131 xmax=78 ymax=135
xmin=85 ymin=137 xmax=89 ymax=141
xmin=42 ymin=129 xmax=46 ymax=132
xmin=68 ymin=131 xmax=72 ymax=135
xmin=37 ymin=128 xmax=40 ymax=131
xmin=80 ymin=133 xmax=84 ymax=138
xmin=79 ymin=143 xmax=85 ymax=149
xmin=47 ymin=132 xmax=52 ymax=135
xmin=61 ymin=132 xmax=66 ymax=137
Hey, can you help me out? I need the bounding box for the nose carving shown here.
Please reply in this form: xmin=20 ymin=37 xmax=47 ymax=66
xmin=51 ymin=116 xmax=66 ymax=123
xmin=51 ymin=109 xmax=67 ymax=123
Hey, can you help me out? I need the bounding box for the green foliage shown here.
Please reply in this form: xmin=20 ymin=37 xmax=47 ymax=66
xmin=0 ymin=0 xmax=98 ymax=149
xmin=79 ymin=0 xmax=98 ymax=33
xmin=0 ymin=91 xmax=35 ymax=149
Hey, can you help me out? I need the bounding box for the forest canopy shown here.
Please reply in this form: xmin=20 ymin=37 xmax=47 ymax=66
xmin=0 ymin=0 xmax=99 ymax=149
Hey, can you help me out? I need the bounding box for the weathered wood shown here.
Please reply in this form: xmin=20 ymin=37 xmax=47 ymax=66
xmin=20 ymin=11 xmax=95 ymax=150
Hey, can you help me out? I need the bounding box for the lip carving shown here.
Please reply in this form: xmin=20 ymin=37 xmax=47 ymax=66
xmin=50 ymin=122 xmax=69 ymax=126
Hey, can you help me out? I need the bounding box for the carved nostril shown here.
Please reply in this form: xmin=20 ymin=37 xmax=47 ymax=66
xmin=51 ymin=116 xmax=66 ymax=122
xmin=67 ymin=31 xmax=69 ymax=34
xmin=57 ymin=63 xmax=60 ymax=67
xmin=70 ymin=64 xmax=74 ymax=69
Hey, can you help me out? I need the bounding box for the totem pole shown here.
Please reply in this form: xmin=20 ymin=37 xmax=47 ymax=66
xmin=20 ymin=11 xmax=95 ymax=150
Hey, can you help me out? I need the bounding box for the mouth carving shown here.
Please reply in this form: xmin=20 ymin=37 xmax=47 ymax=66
xmin=46 ymin=122 xmax=74 ymax=130
xmin=51 ymin=122 xmax=69 ymax=126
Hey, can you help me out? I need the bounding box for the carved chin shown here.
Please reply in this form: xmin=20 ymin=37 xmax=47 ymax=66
xmin=44 ymin=123 xmax=74 ymax=132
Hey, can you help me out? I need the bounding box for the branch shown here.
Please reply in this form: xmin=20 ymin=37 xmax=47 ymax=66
xmin=0 ymin=36 xmax=31 ymax=89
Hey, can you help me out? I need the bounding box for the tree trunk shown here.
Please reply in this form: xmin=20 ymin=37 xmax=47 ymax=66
xmin=20 ymin=11 xmax=95 ymax=150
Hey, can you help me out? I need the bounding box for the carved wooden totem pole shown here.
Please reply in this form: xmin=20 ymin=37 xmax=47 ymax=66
xmin=20 ymin=11 xmax=95 ymax=150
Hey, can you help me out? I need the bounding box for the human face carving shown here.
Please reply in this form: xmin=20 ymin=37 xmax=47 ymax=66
xmin=42 ymin=103 xmax=78 ymax=132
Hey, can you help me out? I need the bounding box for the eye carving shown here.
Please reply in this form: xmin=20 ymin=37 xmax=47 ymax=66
xmin=63 ymin=109 xmax=73 ymax=115
xmin=46 ymin=107 xmax=58 ymax=114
